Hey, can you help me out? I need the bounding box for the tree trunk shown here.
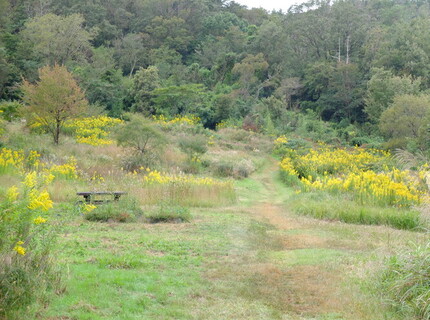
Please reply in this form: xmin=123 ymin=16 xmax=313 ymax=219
xmin=54 ymin=119 xmax=60 ymax=144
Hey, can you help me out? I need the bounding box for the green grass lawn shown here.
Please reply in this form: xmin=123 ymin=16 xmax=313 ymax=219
xmin=39 ymin=160 xmax=428 ymax=320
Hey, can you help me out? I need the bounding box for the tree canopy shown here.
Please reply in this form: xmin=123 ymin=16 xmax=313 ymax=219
xmin=1 ymin=0 xmax=430 ymax=147
xmin=21 ymin=64 xmax=88 ymax=144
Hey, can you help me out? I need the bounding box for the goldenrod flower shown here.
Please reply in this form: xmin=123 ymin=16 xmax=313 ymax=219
xmin=6 ymin=186 xmax=19 ymax=202
xmin=84 ymin=204 xmax=97 ymax=213
xmin=33 ymin=216 xmax=47 ymax=224
xmin=14 ymin=242 xmax=26 ymax=256
xmin=28 ymin=190 xmax=53 ymax=211
xmin=23 ymin=171 xmax=37 ymax=188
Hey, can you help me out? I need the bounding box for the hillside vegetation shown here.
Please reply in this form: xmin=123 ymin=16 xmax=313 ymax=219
xmin=0 ymin=116 xmax=429 ymax=319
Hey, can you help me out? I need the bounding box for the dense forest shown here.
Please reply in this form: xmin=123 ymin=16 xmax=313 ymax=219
xmin=1 ymin=0 xmax=430 ymax=148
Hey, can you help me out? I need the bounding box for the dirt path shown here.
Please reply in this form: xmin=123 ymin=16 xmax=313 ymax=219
xmin=245 ymin=159 xmax=354 ymax=318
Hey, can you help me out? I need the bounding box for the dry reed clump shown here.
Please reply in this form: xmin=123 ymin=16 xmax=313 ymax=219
xmin=124 ymin=168 xmax=236 ymax=207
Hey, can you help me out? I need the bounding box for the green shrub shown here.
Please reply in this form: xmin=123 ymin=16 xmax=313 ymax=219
xmin=211 ymin=158 xmax=256 ymax=179
xmin=84 ymin=198 xmax=142 ymax=222
xmin=378 ymin=243 xmax=430 ymax=319
xmin=213 ymin=161 xmax=235 ymax=177
xmin=178 ymin=134 xmax=208 ymax=174
xmin=0 ymin=101 xmax=22 ymax=122
xmin=116 ymin=114 xmax=167 ymax=170
xmin=178 ymin=134 xmax=208 ymax=155
xmin=0 ymin=253 xmax=61 ymax=319
xmin=145 ymin=203 xmax=191 ymax=223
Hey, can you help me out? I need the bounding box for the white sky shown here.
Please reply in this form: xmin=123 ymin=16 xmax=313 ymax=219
xmin=233 ymin=0 xmax=302 ymax=12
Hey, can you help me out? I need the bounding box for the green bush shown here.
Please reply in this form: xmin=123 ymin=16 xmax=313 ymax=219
xmin=145 ymin=203 xmax=191 ymax=223
xmin=378 ymin=243 xmax=430 ymax=319
xmin=0 ymin=101 xmax=22 ymax=122
xmin=213 ymin=161 xmax=235 ymax=177
xmin=116 ymin=114 xmax=167 ymax=170
xmin=178 ymin=134 xmax=208 ymax=155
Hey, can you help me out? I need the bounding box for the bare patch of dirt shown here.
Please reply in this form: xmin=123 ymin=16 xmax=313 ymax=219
xmin=281 ymin=233 xmax=329 ymax=250
xmin=254 ymin=202 xmax=302 ymax=231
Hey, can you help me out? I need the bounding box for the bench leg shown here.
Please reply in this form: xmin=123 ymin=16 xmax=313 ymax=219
xmin=84 ymin=195 xmax=91 ymax=203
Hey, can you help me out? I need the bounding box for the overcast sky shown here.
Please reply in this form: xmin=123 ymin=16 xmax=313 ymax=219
xmin=233 ymin=0 xmax=304 ymax=12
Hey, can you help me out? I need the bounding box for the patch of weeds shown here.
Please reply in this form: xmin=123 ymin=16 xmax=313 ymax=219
xmin=213 ymin=161 xmax=235 ymax=177
xmin=84 ymin=197 xmax=142 ymax=223
xmin=97 ymin=255 xmax=147 ymax=269
xmin=145 ymin=203 xmax=191 ymax=223
xmin=290 ymin=192 xmax=421 ymax=230
xmin=0 ymin=253 xmax=63 ymax=320
xmin=376 ymin=242 xmax=430 ymax=319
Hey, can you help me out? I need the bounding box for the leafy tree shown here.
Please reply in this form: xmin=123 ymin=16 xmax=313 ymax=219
xmin=151 ymin=84 xmax=207 ymax=116
xmin=201 ymin=12 xmax=247 ymax=37
xmin=146 ymin=16 xmax=192 ymax=54
xmin=274 ymin=77 xmax=303 ymax=108
xmin=365 ymin=68 xmax=421 ymax=122
xmin=20 ymin=13 xmax=94 ymax=65
xmin=116 ymin=114 xmax=167 ymax=168
xmin=0 ymin=48 xmax=11 ymax=99
xmin=372 ymin=18 xmax=430 ymax=84
xmin=303 ymin=61 xmax=364 ymax=122
xmin=232 ymin=53 xmax=269 ymax=98
xmin=0 ymin=0 xmax=9 ymax=29
xmin=130 ymin=66 xmax=160 ymax=114
xmin=114 ymin=33 xmax=147 ymax=77
xmin=379 ymin=94 xmax=430 ymax=141
xmin=21 ymin=64 xmax=88 ymax=144
xmin=74 ymin=47 xmax=126 ymax=116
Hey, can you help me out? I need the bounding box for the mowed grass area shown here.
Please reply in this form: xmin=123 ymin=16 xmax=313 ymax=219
xmin=41 ymin=161 xmax=428 ymax=320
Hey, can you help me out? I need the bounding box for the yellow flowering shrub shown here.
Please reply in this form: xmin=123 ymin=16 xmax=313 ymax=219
xmin=47 ymin=157 xmax=78 ymax=180
xmin=215 ymin=119 xmax=239 ymax=130
xmin=0 ymin=173 xmax=56 ymax=317
xmin=0 ymin=148 xmax=40 ymax=174
xmin=1 ymin=172 xmax=53 ymax=256
xmin=300 ymin=169 xmax=422 ymax=207
xmin=280 ymin=146 xmax=425 ymax=208
xmin=33 ymin=216 xmax=48 ymax=224
xmin=27 ymin=189 xmax=53 ymax=211
xmin=152 ymin=114 xmax=200 ymax=128
xmin=64 ymin=116 xmax=123 ymax=146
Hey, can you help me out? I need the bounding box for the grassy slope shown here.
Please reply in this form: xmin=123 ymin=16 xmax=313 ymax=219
xmin=41 ymin=158 xmax=428 ymax=320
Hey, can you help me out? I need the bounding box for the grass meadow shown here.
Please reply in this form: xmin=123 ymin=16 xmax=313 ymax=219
xmin=1 ymin=119 xmax=429 ymax=319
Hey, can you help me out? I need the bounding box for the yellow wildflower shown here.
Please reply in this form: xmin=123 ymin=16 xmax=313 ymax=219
xmin=84 ymin=204 xmax=97 ymax=213
xmin=28 ymin=190 xmax=53 ymax=211
xmin=14 ymin=242 xmax=26 ymax=256
xmin=6 ymin=186 xmax=19 ymax=202
xmin=34 ymin=216 xmax=47 ymax=224
xmin=274 ymin=135 xmax=288 ymax=145
xmin=23 ymin=171 xmax=37 ymax=188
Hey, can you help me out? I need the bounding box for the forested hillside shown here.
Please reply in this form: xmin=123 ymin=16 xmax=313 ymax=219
xmin=1 ymin=0 xmax=430 ymax=149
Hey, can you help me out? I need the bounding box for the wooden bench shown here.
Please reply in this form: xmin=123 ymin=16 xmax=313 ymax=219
xmin=77 ymin=191 xmax=127 ymax=204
